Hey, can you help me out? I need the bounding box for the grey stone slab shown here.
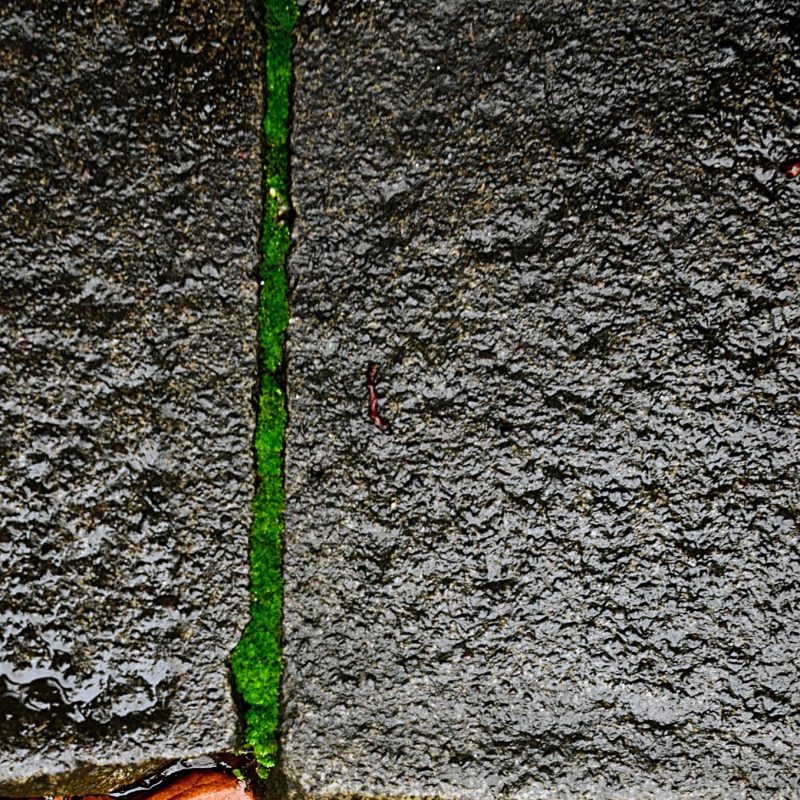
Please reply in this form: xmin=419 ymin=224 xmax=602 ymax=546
xmin=0 ymin=1 xmax=261 ymax=794
xmin=281 ymin=1 xmax=800 ymax=798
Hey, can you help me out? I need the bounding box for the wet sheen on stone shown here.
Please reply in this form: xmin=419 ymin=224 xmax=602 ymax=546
xmin=282 ymin=1 xmax=800 ymax=798
xmin=0 ymin=1 xmax=261 ymax=794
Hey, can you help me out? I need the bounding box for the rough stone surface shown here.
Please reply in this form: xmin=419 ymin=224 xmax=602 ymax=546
xmin=0 ymin=1 xmax=261 ymax=793
xmin=282 ymin=1 xmax=800 ymax=798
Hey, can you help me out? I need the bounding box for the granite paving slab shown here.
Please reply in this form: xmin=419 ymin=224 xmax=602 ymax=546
xmin=0 ymin=1 xmax=261 ymax=793
xmin=281 ymin=1 xmax=800 ymax=798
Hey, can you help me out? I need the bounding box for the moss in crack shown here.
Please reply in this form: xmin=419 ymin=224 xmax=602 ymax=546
xmin=231 ymin=0 xmax=297 ymax=776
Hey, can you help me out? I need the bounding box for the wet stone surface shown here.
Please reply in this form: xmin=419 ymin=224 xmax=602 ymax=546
xmin=282 ymin=1 xmax=800 ymax=798
xmin=0 ymin=1 xmax=261 ymax=794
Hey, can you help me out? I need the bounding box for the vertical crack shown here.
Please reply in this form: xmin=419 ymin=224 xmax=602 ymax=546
xmin=231 ymin=0 xmax=298 ymax=778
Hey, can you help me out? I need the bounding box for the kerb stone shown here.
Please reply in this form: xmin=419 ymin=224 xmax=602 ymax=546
xmin=0 ymin=1 xmax=260 ymax=793
xmin=281 ymin=1 xmax=800 ymax=798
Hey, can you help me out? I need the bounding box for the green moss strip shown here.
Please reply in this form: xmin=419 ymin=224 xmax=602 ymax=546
xmin=231 ymin=0 xmax=298 ymax=775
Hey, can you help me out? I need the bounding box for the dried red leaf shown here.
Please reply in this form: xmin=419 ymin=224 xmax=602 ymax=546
xmin=85 ymin=770 xmax=252 ymax=800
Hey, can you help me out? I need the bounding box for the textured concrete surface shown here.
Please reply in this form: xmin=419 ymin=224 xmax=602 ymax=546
xmin=282 ymin=1 xmax=800 ymax=798
xmin=0 ymin=1 xmax=261 ymax=793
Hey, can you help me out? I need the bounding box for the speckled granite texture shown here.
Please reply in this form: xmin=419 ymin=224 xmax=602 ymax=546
xmin=281 ymin=1 xmax=800 ymax=798
xmin=0 ymin=1 xmax=261 ymax=793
